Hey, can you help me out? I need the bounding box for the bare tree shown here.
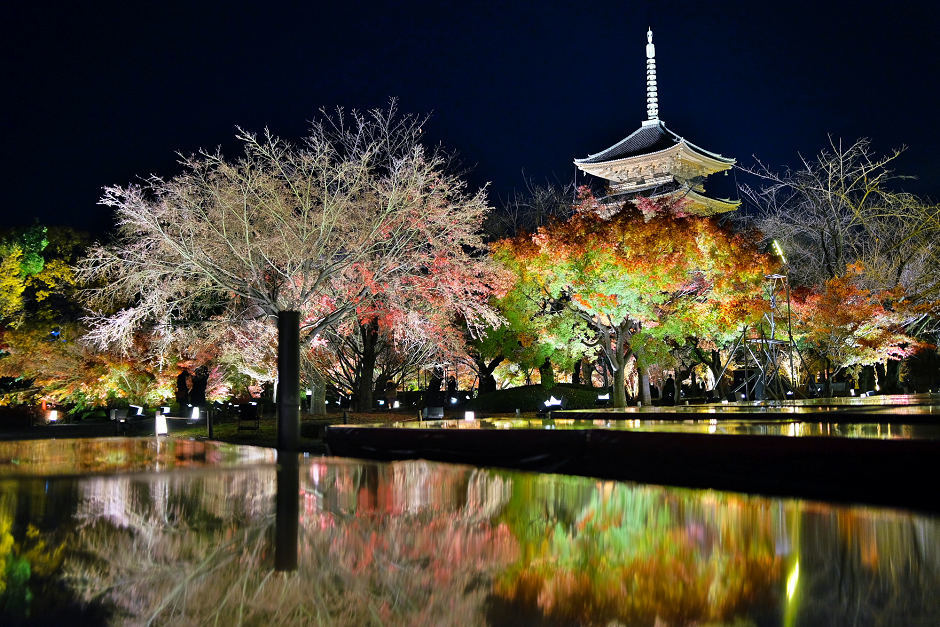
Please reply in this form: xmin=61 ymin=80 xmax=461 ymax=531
xmin=740 ymin=137 xmax=938 ymax=300
xmin=484 ymin=179 xmax=576 ymax=240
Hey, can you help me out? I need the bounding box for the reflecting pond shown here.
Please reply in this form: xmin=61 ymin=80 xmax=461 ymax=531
xmin=368 ymin=417 xmax=940 ymax=440
xmin=0 ymin=438 xmax=937 ymax=625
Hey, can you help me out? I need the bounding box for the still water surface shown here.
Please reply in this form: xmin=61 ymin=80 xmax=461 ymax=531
xmin=0 ymin=438 xmax=936 ymax=625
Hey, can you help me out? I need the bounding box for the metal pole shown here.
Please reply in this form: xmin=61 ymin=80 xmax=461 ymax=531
xmin=277 ymin=310 xmax=300 ymax=451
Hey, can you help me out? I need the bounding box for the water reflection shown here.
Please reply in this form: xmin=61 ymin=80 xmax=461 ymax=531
xmin=0 ymin=439 xmax=936 ymax=625
xmin=379 ymin=417 xmax=940 ymax=440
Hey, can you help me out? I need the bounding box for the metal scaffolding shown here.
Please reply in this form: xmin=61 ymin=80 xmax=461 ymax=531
xmin=712 ymin=272 xmax=802 ymax=400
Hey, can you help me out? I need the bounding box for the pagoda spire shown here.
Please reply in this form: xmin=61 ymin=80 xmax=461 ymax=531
xmin=645 ymin=28 xmax=659 ymax=122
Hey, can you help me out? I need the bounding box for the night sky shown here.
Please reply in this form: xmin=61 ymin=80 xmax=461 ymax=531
xmin=4 ymin=1 xmax=939 ymax=235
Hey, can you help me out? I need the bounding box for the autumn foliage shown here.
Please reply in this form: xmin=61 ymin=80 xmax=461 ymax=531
xmin=493 ymin=190 xmax=773 ymax=406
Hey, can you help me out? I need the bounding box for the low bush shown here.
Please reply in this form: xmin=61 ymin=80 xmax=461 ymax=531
xmin=465 ymin=384 xmax=608 ymax=413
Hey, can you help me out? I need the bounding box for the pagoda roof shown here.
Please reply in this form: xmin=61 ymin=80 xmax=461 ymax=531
xmin=575 ymin=120 xmax=734 ymax=166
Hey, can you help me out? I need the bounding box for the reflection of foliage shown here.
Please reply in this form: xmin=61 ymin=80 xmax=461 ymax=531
xmin=1 ymin=493 xmax=65 ymax=620
xmin=60 ymin=461 xmax=517 ymax=624
xmin=796 ymin=509 xmax=940 ymax=626
xmin=496 ymin=482 xmax=783 ymax=625
xmin=1 ymin=448 xmax=936 ymax=625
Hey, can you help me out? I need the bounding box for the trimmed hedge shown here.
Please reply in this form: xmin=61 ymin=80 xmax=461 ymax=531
xmin=465 ymin=383 xmax=609 ymax=413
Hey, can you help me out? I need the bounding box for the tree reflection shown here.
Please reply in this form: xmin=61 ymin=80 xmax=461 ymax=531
xmin=0 ymin=448 xmax=936 ymax=625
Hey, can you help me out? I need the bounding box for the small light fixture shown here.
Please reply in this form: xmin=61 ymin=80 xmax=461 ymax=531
xmin=393 ymin=400 xmax=400 ymax=409
xmin=155 ymin=411 xmax=168 ymax=436
xmin=162 ymin=406 xmax=171 ymax=414
xmin=48 ymin=410 xmax=58 ymax=423
xmin=450 ymin=397 xmax=458 ymax=405
xmin=464 ymin=411 xmax=475 ymax=421
xmin=544 ymin=396 xmax=562 ymax=408
xmin=597 ymin=393 xmax=610 ymax=400
xmin=378 ymin=399 xmax=385 ymax=406
xmin=130 ymin=404 xmax=144 ymax=416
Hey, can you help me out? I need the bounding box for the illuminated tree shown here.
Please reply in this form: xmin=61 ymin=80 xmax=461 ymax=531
xmin=80 ymin=103 xmax=498 ymax=440
xmin=493 ymin=191 xmax=771 ymax=407
xmin=790 ymin=265 xmax=921 ymax=393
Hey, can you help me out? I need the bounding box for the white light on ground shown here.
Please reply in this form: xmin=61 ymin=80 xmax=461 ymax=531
xmin=450 ymin=397 xmax=458 ymax=405
xmin=191 ymin=407 xmax=200 ymax=420
xmin=544 ymin=396 xmax=562 ymax=407
xmin=162 ymin=406 xmax=171 ymax=414
xmin=464 ymin=411 xmax=475 ymax=421
xmin=155 ymin=412 xmax=168 ymax=436
xmin=130 ymin=405 xmax=144 ymax=416
xmin=378 ymin=399 xmax=385 ymax=406
xmin=48 ymin=410 xmax=58 ymax=423
xmin=393 ymin=401 xmax=400 ymax=409
xmin=597 ymin=393 xmax=609 ymax=400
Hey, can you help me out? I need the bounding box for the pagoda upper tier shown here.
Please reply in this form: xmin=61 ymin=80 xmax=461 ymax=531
xmin=574 ymin=29 xmax=740 ymax=216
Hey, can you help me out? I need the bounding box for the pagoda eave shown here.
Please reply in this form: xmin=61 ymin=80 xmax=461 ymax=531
xmin=651 ymin=188 xmax=740 ymax=215
xmin=574 ymin=142 xmax=733 ymax=186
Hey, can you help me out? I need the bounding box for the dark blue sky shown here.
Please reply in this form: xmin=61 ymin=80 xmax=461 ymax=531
xmin=3 ymin=1 xmax=938 ymax=234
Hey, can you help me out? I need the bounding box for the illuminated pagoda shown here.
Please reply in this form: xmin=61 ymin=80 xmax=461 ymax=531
xmin=575 ymin=29 xmax=739 ymax=216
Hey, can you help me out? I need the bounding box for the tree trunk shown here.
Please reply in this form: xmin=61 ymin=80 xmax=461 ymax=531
xmin=640 ymin=366 xmax=652 ymax=406
xmin=190 ymin=365 xmax=209 ymax=407
xmin=612 ymin=363 xmax=626 ymax=408
xmin=476 ymin=356 xmax=501 ymax=395
xmin=355 ymin=318 xmax=379 ymax=411
xmin=277 ymin=310 xmax=300 ymax=451
xmin=885 ymin=359 xmax=902 ymax=393
xmin=309 ymin=376 xmax=327 ymax=416
xmin=538 ymin=357 xmax=555 ymax=388
xmin=572 ymin=360 xmax=582 ymax=385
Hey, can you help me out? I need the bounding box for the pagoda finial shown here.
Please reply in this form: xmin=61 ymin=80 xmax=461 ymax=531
xmin=645 ymin=28 xmax=659 ymax=121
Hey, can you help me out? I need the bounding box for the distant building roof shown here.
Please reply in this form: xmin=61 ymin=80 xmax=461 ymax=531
xmin=575 ymin=120 xmax=734 ymax=166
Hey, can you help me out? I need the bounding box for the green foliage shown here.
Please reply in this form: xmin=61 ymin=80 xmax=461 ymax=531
xmin=0 ymin=226 xmax=85 ymax=329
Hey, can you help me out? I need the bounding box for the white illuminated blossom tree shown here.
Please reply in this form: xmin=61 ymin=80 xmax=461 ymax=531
xmin=80 ymin=103 xmax=500 ymax=440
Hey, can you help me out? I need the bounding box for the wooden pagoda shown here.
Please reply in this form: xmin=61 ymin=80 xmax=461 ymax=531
xmin=574 ymin=29 xmax=739 ymax=216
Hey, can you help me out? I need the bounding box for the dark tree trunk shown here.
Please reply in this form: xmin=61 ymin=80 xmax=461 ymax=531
xmin=175 ymin=370 xmax=190 ymax=406
xmin=355 ymin=318 xmax=379 ymax=412
xmin=476 ymin=355 xmax=502 ymax=395
xmin=277 ymin=311 xmax=300 ymax=451
xmin=885 ymin=359 xmax=902 ymax=393
xmin=427 ymin=366 xmax=444 ymax=393
xmin=674 ymin=368 xmax=691 ymax=404
xmin=189 ymin=366 xmax=209 ymax=407
xmin=538 ymin=357 xmax=555 ymax=387
xmin=571 ymin=359 xmax=582 ymax=385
